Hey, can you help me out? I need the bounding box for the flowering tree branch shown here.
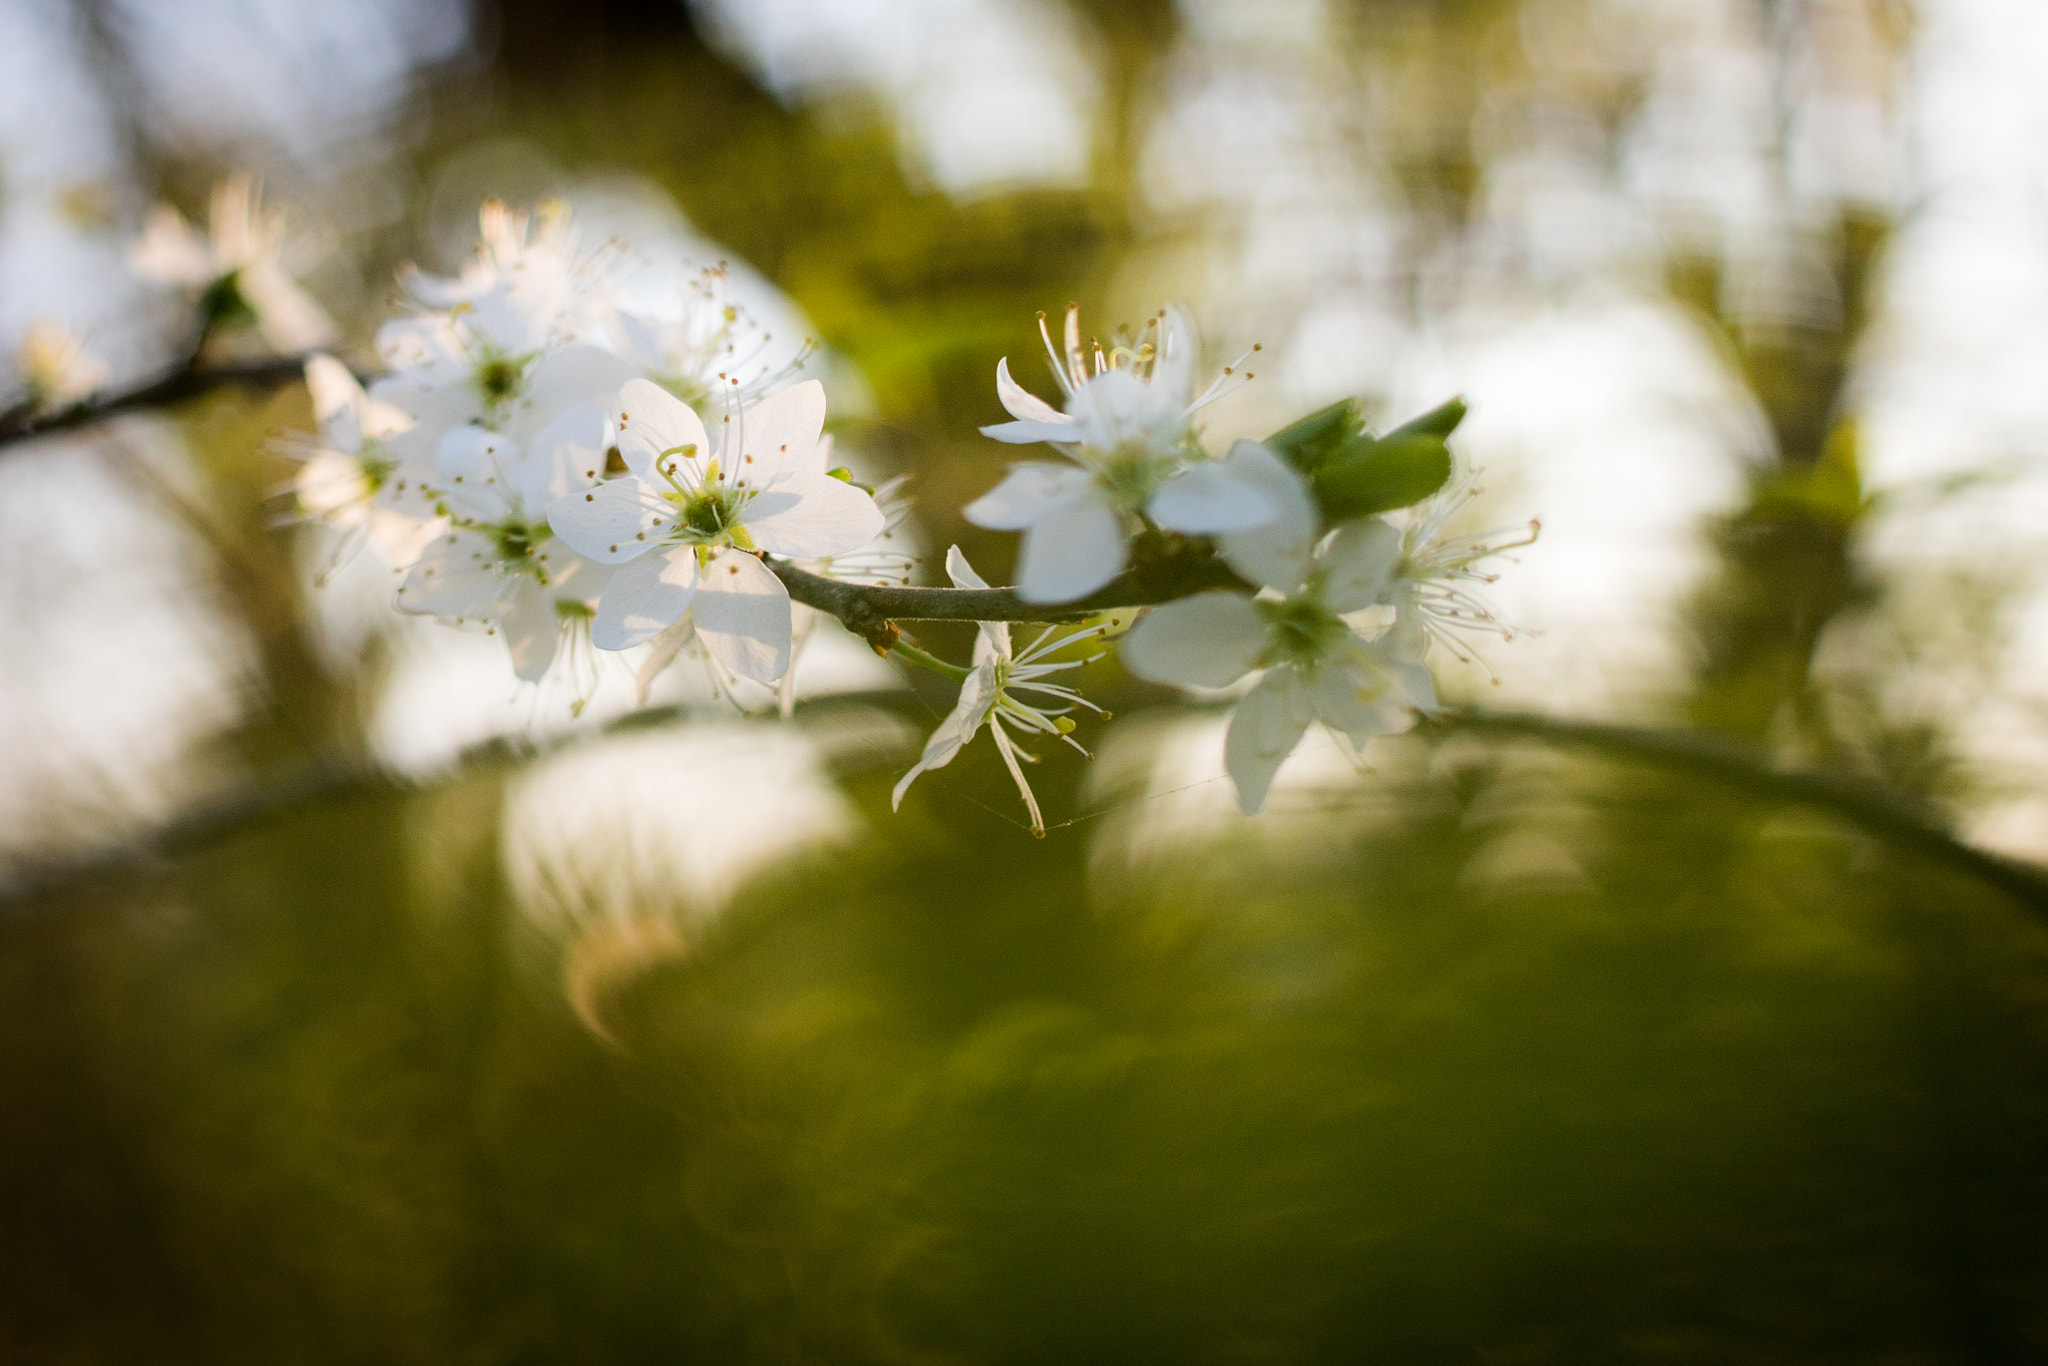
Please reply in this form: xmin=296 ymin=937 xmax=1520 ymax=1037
xmin=0 ymin=353 xmax=317 ymax=450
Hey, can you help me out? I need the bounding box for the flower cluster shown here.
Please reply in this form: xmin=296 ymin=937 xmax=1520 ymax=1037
xmin=110 ymin=183 xmax=1531 ymax=832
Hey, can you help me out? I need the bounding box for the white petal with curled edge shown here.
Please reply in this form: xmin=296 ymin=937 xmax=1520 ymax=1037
xmin=547 ymin=477 xmax=669 ymax=564
xmin=510 ymin=404 xmax=607 ymax=510
xmin=742 ymin=474 xmax=883 ymax=558
xmin=1121 ymin=591 xmax=1267 ymax=690
xmin=594 ymin=545 xmax=699 ymax=650
xmin=891 ymin=668 xmax=994 ymax=811
xmin=396 ymin=530 xmax=506 ymax=620
xmin=502 ymin=579 xmax=560 ymax=683
xmin=613 ymin=378 xmax=711 ymax=479
xmin=996 ymin=356 xmax=1068 ymax=424
xmin=1223 ymin=668 xmax=1314 ymax=815
xmin=1015 ymin=493 xmax=1126 ymax=604
xmin=962 ymin=461 xmax=1094 ymax=530
xmin=945 ymin=546 xmax=1010 ymax=660
xmin=1146 ymin=460 xmax=1278 ymax=534
xmin=979 ymin=418 xmax=1080 ymax=445
xmin=944 ymin=544 xmax=990 ymax=591
xmin=691 ymin=549 xmax=793 ymax=682
xmin=1320 ymin=519 xmax=1401 ymax=612
xmin=1217 ymin=439 xmax=1318 ymax=591
xmin=735 ymin=379 xmax=827 ymax=485
xmin=1305 ymin=657 xmax=1412 ymax=743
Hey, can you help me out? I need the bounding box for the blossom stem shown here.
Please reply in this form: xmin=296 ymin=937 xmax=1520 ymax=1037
xmin=889 ymin=641 xmax=972 ymax=682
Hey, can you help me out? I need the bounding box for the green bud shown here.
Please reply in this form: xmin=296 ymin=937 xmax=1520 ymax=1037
xmin=1313 ymin=432 xmax=1453 ymax=521
xmin=1381 ymin=396 xmax=1467 ymax=443
xmin=1263 ymin=398 xmax=1365 ymax=475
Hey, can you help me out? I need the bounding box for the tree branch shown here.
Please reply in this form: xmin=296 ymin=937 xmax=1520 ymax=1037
xmin=0 ymin=354 xmax=315 ymax=449
xmin=1429 ymin=709 xmax=2048 ymax=914
xmin=768 ymin=550 xmax=1248 ymax=645
xmin=6 ymin=696 xmax=2045 ymax=920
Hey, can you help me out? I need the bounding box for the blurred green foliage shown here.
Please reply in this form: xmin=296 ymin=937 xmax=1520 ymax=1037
xmin=4 ymin=0 xmax=2047 ymax=1360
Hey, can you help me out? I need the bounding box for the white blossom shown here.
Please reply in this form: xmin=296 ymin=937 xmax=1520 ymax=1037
xmin=546 ymin=378 xmax=883 ymax=681
xmin=1122 ymin=442 xmax=1438 ymax=815
xmin=966 ymin=304 xmax=1275 ymax=603
xmin=609 ymin=264 xmax=811 ymax=410
xmin=10 ymin=319 xmax=107 ymax=413
xmin=891 ymin=547 xmax=1110 ymax=837
xmin=397 ymin=406 xmax=614 ymax=688
xmin=285 ymin=355 xmax=442 ymax=578
xmin=1390 ymin=469 xmax=1540 ymax=675
xmin=128 ymin=174 xmax=336 ymax=353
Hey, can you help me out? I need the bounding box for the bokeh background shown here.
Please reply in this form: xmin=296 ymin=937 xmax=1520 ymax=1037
xmin=5 ymin=0 xmax=2048 ymax=1358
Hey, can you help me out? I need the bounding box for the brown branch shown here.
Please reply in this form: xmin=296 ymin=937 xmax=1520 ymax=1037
xmin=0 ymin=354 xmax=317 ymax=449
xmin=769 ymin=549 xmax=1248 ymax=646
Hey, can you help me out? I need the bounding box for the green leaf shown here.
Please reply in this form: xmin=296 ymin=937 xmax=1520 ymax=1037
xmin=1314 ymin=433 xmax=1453 ymax=520
xmin=1263 ymin=398 xmax=1365 ymax=474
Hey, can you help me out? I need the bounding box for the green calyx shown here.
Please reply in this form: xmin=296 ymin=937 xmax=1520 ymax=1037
xmin=472 ymin=349 xmax=537 ymax=412
xmin=1256 ymin=592 xmax=1347 ymax=668
xmin=1095 ymin=445 xmax=1169 ymax=509
xmin=199 ymin=270 xmax=257 ymax=333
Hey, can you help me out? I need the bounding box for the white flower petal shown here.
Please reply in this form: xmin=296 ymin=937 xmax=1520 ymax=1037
xmin=547 ymin=477 xmax=669 ymax=563
xmin=691 ymin=549 xmax=793 ymax=682
xmin=128 ymin=207 xmax=216 ymax=286
xmin=1121 ymin=591 xmax=1266 ymax=689
xmin=614 ymin=378 xmax=711 ymax=479
xmin=1216 ymin=439 xmax=1319 ymax=591
xmin=436 ymin=424 xmax=515 ymax=480
xmin=509 ymin=404 xmax=607 ymax=510
xmin=995 ymin=356 xmax=1067 ymax=424
xmin=1320 ymin=519 xmax=1401 ymax=612
xmin=741 ymin=473 xmax=884 ymax=558
xmin=396 ymin=530 xmax=507 ymax=619
xmin=891 ymin=669 xmax=993 ymax=810
xmin=1146 ymin=460 xmax=1278 ymax=534
xmin=1224 ymin=669 xmax=1314 ymax=815
xmin=734 ymin=379 xmax=827 ymax=485
xmin=634 ymin=617 xmax=696 ymax=705
xmin=980 ymin=418 xmax=1081 ymax=445
xmin=945 ymin=547 xmax=1010 ymax=659
xmin=1153 ymin=307 xmax=1199 ymax=408
xmin=594 ymin=545 xmax=698 ymax=650
xmin=963 ymin=462 xmax=1095 ymax=530
xmin=1015 ymin=493 xmax=1126 ymax=604
xmin=944 ymin=543 xmax=990 ymax=591
xmin=1305 ymin=658 xmax=1413 ymax=743
xmin=1063 ymin=367 xmax=1185 ymax=452
xmin=304 ymin=355 xmax=364 ymax=449
xmin=503 ymin=579 xmax=560 ymax=683
xmin=524 ymin=345 xmax=637 ymax=416
xmin=241 ymin=264 xmax=337 ymax=352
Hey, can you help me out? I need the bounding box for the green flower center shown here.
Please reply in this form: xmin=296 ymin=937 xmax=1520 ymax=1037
xmin=472 ymin=349 xmax=535 ymax=413
xmin=1256 ymin=593 xmax=1346 ymax=668
xmin=487 ymin=520 xmax=552 ymax=581
xmin=1095 ymin=445 xmax=1169 ymax=510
